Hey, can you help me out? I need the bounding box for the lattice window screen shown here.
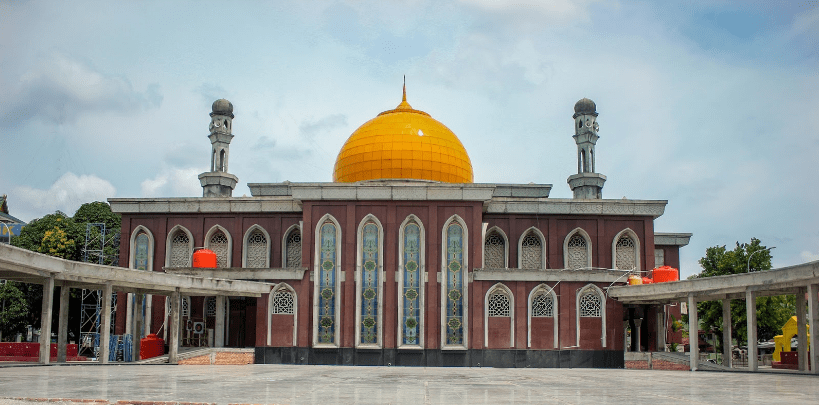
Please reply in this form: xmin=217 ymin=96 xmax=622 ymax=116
xmin=209 ymin=231 xmax=229 ymax=268
xmin=272 ymin=290 xmax=295 ymax=315
xmin=286 ymin=230 xmax=302 ymax=268
xmin=521 ymin=233 xmax=543 ymax=269
xmin=181 ymin=297 xmax=190 ymax=317
xmin=169 ymin=231 xmax=191 ymax=267
xmin=484 ymin=232 xmax=505 ymax=268
xmin=206 ymin=297 xmax=216 ymax=317
xmin=567 ymin=234 xmax=588 ymax=270
xmin=246 ymin=230 xmax=267 ymax=268
xmin=615 ymin=235 xmax=636 ymax=270
xmin=531 ymin=293 xmax=553 ymax=317
xmin=487 ymin=291 xmax=511 ymax=317
xmin=579 ymin=290 xmax=602 ymax=317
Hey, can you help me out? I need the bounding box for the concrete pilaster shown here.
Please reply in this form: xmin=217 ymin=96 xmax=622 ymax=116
xmin=688 ymin=294 xmax=698 ymax=371
xmin=99 ymin=283 xmax=112 ymax=364
xmin=215 ymin=295 xmax=225 ymax=347
xmin=39 ymin=277 xmax=55 ymax=364
xmin=133 ymin=293 xmax=143 ymax=361
xmin=745 ymin=289 xmax=758 ymax=371
xmin=169 ymin=291 xmax=180 ymax=364
xmin=796 ymin=288 xmax=807 ymax=371
xmin=57 ymin=284 xmax=70 ymax=362
xmin=808 ymin=283 xmax=819 ymax=374
xmin=722 ymin=299 xmax=732 ymax=368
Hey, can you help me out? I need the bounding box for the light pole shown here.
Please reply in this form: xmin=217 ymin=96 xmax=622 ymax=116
xmin=747 ymin=246 xmax=775 ymax=273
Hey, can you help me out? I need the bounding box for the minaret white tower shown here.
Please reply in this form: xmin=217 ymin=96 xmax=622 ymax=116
xmin=198 ymin=99 xmax=238 ymax=197
xmin=567 ymin=98 xmax=606 ymax=199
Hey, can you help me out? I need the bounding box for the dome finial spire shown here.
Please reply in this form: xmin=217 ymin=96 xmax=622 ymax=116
xmin=402 ymin=75 xmax=407 ymax=102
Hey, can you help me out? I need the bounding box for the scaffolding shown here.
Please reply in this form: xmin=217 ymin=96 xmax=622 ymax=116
xmin=79 ymin=223 xmax=120 ymax=358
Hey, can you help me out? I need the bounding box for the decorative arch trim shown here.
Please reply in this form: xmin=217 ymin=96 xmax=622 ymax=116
xmin=563 ymin=227 xmax=592 ymax=270
xmin=355 ymin=214 xmax=385 ymax=349
xmin=205 ymin=224 xmax=233 ymax=268
xmin=313 ymin=214 xmax=342 ymax=348
xmin=612 ymin=228 xmax=641 ymax=271
xmin=129 ymin=225 xmax=155 ymax=272
xmin=517 ymin=226 xmax=546 ymax=269
xmin=398 ymin=214 xmax=426 ymax=349
xmin=441 ymin=214 xmax=469 ymax=349
xmin=484 ymin=282 xmax=514 ymax=348
xmin=483 ymin=226 xmax=509 ymax=269
xmin=242 ymin=224 xmax=271 ymax=268
xmin=281 ymin=223 xmax=303 ymax=268
xmin=527 ymin=284 xmax=558 ymax=348
xmin=268 ymin=282 xmax=297 ymax=346
xmin=165 ymin=225 xmax=194 ymax=268
xmin=575 ymin=284 xmax=606 ymax=348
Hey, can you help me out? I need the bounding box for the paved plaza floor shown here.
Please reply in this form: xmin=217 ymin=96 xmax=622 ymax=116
xmin=0 ymin=364 xmax=817 ymax=404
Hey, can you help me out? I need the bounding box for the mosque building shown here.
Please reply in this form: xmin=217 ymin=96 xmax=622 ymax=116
xmin=110 ymin=86 xmax=690 ymax=367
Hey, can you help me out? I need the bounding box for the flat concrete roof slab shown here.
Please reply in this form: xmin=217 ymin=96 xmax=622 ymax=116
xmin=0 ymin=364 xmax=817 ymax=404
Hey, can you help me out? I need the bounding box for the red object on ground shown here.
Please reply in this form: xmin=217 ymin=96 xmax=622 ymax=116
xmin=139 ymin=333 xmax=165 ymax=360
xmin=0 ymin=343 xmax=86 ymax=362
xmin=192 ymin=248 xmax=217 ymax=268
xmin=652 ymin=266 xmax=679 ymax=283
xmin=641 ymin=277 xmax=654 ymax=284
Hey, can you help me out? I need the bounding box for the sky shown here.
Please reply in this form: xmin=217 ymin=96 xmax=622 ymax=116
xmin=1 ymin=0 xmax=817 ymax=277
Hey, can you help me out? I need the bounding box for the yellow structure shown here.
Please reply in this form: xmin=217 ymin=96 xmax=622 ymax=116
xmin=333 ymin=85 xmax=473 ymax=183
xmin=773 ymin=316 xmax=810 ymax=362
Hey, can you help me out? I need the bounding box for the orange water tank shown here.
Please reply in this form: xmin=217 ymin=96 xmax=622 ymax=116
xmin=139 ymin=333 xmax=165 ymax=360
xmin=193 ymin=248 xmax=217 ymax=268
xmin=641 ymin=277 xmax=654 ymax=284
xmin=652 ymin=266 xmax=679 ymax=283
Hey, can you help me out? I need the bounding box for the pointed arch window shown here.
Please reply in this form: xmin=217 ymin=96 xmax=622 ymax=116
xmin=284 ymin=226 xmax=302 ymax=268
xmin=356 ymin=217 xmax=383 ymax=347
xmin=314 ymin=216 xmax=340 ymax=347
xmin=484 ymin=228 xmax=507 ymax=269
xmin=564 ymin=228 xmax=592 ymax=270
xmin=576 ymin=284 xmax=607 ymax=347
xmin=272 ymin=289 xmax=295 ymax=315
xmin=579 ymin=290 xmax=602 ymax=317
xmin=528 ymin=284 xmax=558 ymax=348
xmin=442 ymin=216 xmax=468 ymax=348
xmin=487 ymin=290 xmax=511 ymax=317
xmin=612 ymin=229 xmax=640 ymax=271
xmin=399 ymin=216 xmax=424 ymax=348
xmin=130 ymin=226 xmax=154 ymax=271
xmin=167 ymin=226 xmax=193 ymax=267
xmin=206 ymin=226 xmax=231 ymax=268
xmin=243 ymin=226 xmax=269 ymax=268
xmin=484 ymin=283 xmax=514 ymax=348
xmin=520 ymin=229 xmax=544 ymax=269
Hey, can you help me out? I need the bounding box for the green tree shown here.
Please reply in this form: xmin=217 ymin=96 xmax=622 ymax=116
xmin=696 ymin=238 xmax=795 ymax=348
xmin=12 ymin=211 xmax=82 ymax=261
xmin=0 ymin=281 xmax=29 ymax=341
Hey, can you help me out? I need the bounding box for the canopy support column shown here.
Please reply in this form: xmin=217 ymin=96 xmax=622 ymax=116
xmin=745 ymin=289 xmax=758 ymax=371
xmin=796 ymin=288 xmax=807 ymax=371
xmin=808 ymin=283 xmax=819 ymax=375
xmin=39 ymin=276 xmax=55 ymax=365
xmin=722 ymin=299 xmax=732 ymax=368
xmin=99 ymin=283 xmax=113 ymax=364
xmin=168 ymin=290 xmax=180 ymax=364
xmin=215 ymin=295 xmax=225 ymax=348
xmin=57 ymin=283 xmax=70 ymax=363
xmin=688 ymin=293 xmax=698 ymax=371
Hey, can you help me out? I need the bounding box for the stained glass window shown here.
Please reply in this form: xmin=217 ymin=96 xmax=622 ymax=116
xmin=615 ymin=235 xmax=636 ymax=270
xmin=521 ymin=231 xmax=543 ymax=269
xmin=286 ymin=229 xmax=302 ymax=267
xmin=445 ymin=222 xmax=465 ymax=346
xmin=567 ymin=233 xmax=588 ymax=270
xmin=169 ymin=230 xmax=191 ymax=267
xmin=245 ymin=229 xmax=267 ymax=268
xmin=317 ymin=222 xmax=337 ymax=344
xmin=359 ymin=222 xmax=380 ymax=345
xmin=134 ymin=233 xmax=149 ymax=270
xmin=209 ymin=230 xmax=229 ymax=268
xmin=484 ymin=231 xmax=505 ymax=268
xmin=402 ymin=221 xmax=421 ymax=346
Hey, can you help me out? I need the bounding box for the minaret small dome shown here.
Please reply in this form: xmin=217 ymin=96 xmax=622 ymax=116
xmin=573 ymin=98 xmax=596 ymax=115
xmin=211 ymin=99 xmax=234 ymax=116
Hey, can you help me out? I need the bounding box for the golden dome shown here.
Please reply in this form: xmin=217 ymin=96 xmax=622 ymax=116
xmin=333 ymin=86 xmax=473 ymax=183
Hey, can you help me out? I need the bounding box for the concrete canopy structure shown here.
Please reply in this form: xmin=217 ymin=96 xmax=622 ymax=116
xmin=608 ymin=260 xmax=819 ymax=373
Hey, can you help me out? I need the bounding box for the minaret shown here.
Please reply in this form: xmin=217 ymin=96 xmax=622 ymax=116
xmin=198 ymin=99 xmax=238 ymax=197
xmin=567 ymin=98 xmax=606 ymax=199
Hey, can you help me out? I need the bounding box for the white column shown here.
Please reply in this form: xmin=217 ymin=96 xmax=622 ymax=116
xmin=808 ymin=284 xmax=819 ymax=375
xmin=657 ymin=309 xmax=666 ymax=351
xmin=688 ymin=294 xmax=698 ymax=371
xmin=635 ymin=318 xmax=642 ymax=352
xmin=125 ymin=293 xmax=132 ymax=336
xmin=99 ymin=283 xmax=113 ymax=364
xmin=215 ymin=295 xmax=225 ymax=348
xmin=57 ymin=284 xmax=70 ymax=363
xmin=746 ymin=289 xmax=758 ymax=371
xmin=796 ymin=288 xmax=807 ymax=371
xmin=169 ymin=290 xmax=180 ymax=364
xmin=722 ymin=299 xmax=732 ymax=368
xmin=39 ymin=277 xmax=55 ymax=364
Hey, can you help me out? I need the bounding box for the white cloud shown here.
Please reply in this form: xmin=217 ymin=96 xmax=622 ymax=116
xmin=140 ymin=167 xmax=202 ymax=198
xmin=801 ymin=251 xmax=819 ymax=263
xmin=12 ymin=172 xmax=116 ymax=220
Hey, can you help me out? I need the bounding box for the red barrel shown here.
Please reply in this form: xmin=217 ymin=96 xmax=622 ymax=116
xmin=193 ymin=248 xmax=217 ymax=268
xmin=652 ymin=266 xmax=679 ymax=283
xmin=140 ymin=333 xmax=165 ymax=360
